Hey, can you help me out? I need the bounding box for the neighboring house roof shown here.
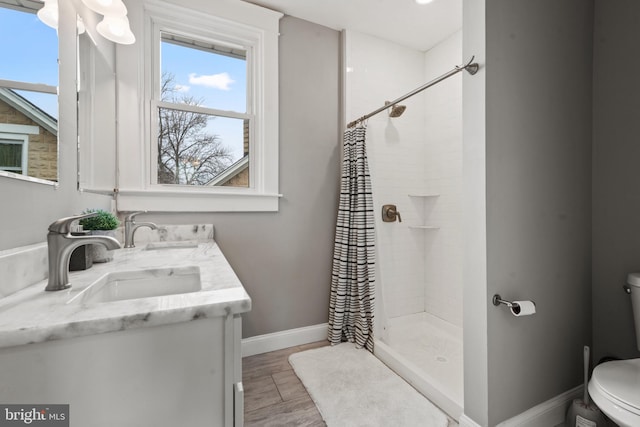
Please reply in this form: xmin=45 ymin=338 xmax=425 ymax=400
xmin=207 ymin=155 xmax=249 ymax=186
xmin=0 ymin=0 xmax=43 ymax=14
xmin=0 ymin=88 xmax=57 ymax=136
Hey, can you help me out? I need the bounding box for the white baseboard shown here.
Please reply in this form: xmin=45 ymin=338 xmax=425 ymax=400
xmin=496 ymin=385 xmax=582 ymax=427
xmin=241 ymin=323 xmax=328 ymax=357
xmin=460 ymin=385 xmax=582 ymax=427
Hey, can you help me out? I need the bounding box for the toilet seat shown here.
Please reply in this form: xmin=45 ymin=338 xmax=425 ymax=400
xmin=588 ymin=358 xmax=640 ymax=427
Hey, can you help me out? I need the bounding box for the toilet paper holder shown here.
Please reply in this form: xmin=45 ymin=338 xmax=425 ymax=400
xmin=492 ymin=294 xmax=516 ymax=309
xmin=492 ymin=294 xmax=536 ymax=316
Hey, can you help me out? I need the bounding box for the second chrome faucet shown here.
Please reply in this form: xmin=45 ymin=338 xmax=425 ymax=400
xmin=124 ymin=211 xmax=158 ymax=248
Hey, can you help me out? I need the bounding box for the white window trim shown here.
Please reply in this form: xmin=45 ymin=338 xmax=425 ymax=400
xmin=116 ymin=0 xmax=282 ymax=212
xmin=0 ymin=79 xmax=57 ymax=96
xmin=0 ymin=124 xmax=39 ymax=135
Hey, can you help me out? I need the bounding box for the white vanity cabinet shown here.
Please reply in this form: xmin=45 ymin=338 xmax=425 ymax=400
xmin=0 ymin=238 xmax=250 ymax=427
xmin=0 ymin=314 xmax=244 ymax=427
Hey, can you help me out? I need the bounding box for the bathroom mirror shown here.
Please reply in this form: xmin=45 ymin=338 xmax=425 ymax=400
xmin=0 ymin=0 xmax=59 ymax=185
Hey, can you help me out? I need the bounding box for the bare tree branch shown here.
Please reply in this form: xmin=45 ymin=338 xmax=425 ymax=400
xmin=158 ymin=73 xmax=234 ymax=185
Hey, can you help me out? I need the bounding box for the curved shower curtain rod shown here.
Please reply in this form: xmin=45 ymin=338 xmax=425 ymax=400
xmin=346 ymin=56 xmax=479 ymax=129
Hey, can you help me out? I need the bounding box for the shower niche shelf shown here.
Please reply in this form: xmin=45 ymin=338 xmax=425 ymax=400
xmin=408 ymin=194 xmax=439 ymax=229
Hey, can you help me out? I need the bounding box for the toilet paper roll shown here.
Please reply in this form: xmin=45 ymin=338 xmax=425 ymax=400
xmin=510 ymin=301 xmax=536 ymax=316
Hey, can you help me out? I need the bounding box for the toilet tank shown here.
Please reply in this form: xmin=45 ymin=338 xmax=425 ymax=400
xmin=627 ymin=273 xmax=640 ymax=351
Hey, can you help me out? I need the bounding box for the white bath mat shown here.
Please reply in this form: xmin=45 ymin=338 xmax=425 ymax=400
xmin=289 ymin=343 xmax=449 ymax=427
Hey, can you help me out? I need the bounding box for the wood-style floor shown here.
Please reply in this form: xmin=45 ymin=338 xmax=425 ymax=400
xmin=243 ymin=341 xmax=460 ymax=427
xmin=242 ymin=341 xmax=329 ymax=426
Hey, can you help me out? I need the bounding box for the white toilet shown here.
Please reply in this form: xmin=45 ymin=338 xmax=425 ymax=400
xmin=588 ymin=273 xmax=640 ymax=427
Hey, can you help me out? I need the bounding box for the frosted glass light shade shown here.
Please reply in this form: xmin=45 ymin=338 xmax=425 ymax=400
xmin=96 ymin=14 xmax=135 ymax=45
xmin=77 ymin=16 xmax=86 ymax=35
xmin=37 ymin=0 xmax=59 ymax=29
xmin=81 ymin=0 xmax=127 ymax=16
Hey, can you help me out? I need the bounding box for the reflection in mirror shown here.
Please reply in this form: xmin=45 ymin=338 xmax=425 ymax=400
xmin=157 ymin=32 xmax=249 ymax=187
xmin=0 ymin=0 xmax=58 ymax=184
xmin=77 ymin=30 xmax=94 ymax=189
xmin=76 ymin=17 xmax=117 ymax=193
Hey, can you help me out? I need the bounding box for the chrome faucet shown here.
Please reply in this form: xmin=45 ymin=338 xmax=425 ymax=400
xmin=124 ymin=211 xmax=158 ymax=248
xmin=45 ymin=212 xmax=121 ymax=291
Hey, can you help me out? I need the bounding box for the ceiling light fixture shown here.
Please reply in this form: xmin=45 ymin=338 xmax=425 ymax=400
xmin=37 ymin=0 xmax=59 ymax=29
xmin=96 ymin=14 xmax=135 ymax=45
xmin=81 ymin=0 xmax=135 ymax=45
xmin=37 ymin=0 xmax=134 ymax=44
xmin=81 ymin=0 xmax=127 ymax=16
xmin=415 ymin=0 xmax=434 ymax=4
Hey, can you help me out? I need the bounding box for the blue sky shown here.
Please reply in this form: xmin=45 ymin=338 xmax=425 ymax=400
xmin=161 ymin=39 xmax=248 ymax=161
xmin=0 ymin=6 xmax=58 ymax=118
xmin=162 ymin=41 xmax=247 ymax=112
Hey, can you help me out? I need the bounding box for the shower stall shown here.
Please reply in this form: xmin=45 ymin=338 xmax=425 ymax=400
xmin=343 ymin=30 xmax=465 ymax=420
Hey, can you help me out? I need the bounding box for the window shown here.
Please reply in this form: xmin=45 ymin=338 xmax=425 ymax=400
xmin=0 ymin=134 xmax=28 ymax=174
xmin=0 ymin=2 xmax=58 ymax=183
xmin=155 ymin=33 xmax=250 ymax=187
xmin=114 ymin=0 xmax=282 ymax=212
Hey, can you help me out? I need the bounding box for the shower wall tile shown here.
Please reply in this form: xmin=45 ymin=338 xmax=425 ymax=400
xmin=345 ymin=30 xmax=427 ymax=320
xmin=423 ymin=30 xmax=463 ymax=328
xmin=345 ymin=29 xmax=464 ymax=326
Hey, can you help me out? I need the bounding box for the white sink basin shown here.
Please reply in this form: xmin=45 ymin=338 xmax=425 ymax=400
xmin=144 ymin=241 xmax=199 ymax=250
xmin=69 ymin=266 xmax=202 ymax=304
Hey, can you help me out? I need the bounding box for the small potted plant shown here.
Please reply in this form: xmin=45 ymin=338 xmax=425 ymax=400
xmin=80 ymin=209 xmax=120 ymax=263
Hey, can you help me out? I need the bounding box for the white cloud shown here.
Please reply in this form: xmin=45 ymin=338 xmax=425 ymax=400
xmin=174 ymin=84 xmax=190 ymax=92
xmin=188 ymin=72 xmax=235 ymax=90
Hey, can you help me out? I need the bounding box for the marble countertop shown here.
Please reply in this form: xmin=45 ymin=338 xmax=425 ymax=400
xmin=0 ymin=241 xmax=251 ymax=349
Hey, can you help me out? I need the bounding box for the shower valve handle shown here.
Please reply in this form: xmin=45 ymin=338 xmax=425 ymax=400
xmin=382 ymin=204 xmax=402 ymax=223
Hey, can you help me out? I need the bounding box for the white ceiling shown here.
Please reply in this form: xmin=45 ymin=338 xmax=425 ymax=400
xmin=242 ymin=0 xmax=462 ymax=52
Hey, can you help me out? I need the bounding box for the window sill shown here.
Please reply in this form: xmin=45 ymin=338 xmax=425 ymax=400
xmin=0 ymin=171 xmax=59 ymax=188
xmin=116 ymin=189 xmax=281 ymax=212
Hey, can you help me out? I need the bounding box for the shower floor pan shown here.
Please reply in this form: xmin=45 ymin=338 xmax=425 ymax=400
xmin=374 ymin=312 xmax=463 ymax=420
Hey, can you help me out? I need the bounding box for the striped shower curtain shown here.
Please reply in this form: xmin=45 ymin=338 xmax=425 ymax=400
xmin=328 ymin=126 xmax=376 ymax=352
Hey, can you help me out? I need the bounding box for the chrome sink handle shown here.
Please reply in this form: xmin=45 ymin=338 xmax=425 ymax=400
xmin=48 ymin=212 xmax=99 ymax=235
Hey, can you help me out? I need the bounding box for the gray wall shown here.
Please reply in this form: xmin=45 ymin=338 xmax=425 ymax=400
xmin=592 ymin=0 xmax=640 ymax=362
xmin=141 ymin=16 xmax=341 ymax=339
xmin=485 ymin=1 xmax=593 ymax=423
xmin=465 ymin=1 xmax=594 ymax=425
